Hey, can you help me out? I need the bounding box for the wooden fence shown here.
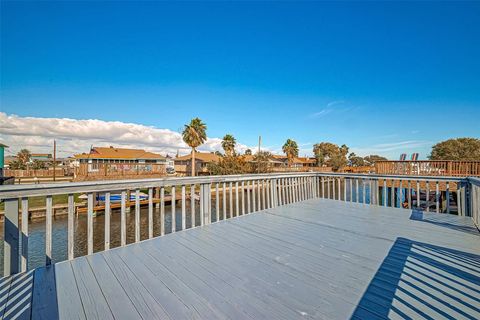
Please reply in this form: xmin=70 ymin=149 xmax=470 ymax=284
xmin=271 ymin=166 xmax=332 ymax=173
xmin=74 ymin=163 xmax=166 ymax=181
xmin=4 ymin=168 xmax=66 ymax=177
xmin=375 ymin=161 xmax=480 ymax=177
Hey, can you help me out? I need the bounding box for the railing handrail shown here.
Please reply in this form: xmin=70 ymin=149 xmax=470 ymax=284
xmin=0 ymin=172 xmax=317 ymax=199
xmin=467 ymin=177 xmax=480 ymax=186
xmin=375 ymin=160 xmax=480 ymax=163
xmin=0 ymin=172 xmax=470 ymax=199
xmin=0 ymin=172 xmax=469 ymax=200
xmin=316 ymin=172 xmax=467 ymax=182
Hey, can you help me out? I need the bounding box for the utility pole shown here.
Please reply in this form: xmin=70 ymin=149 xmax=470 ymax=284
xmin=53 ymin=140 xmax=56 ymax=182
xmin=258 ymin=136 xmax=261 ymax=154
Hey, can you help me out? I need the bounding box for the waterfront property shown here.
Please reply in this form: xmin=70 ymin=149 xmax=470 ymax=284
xmin=242 ymin=154 xmax=326 ymax=172
xmin=174 ymin=152 xmax=221 ymax=176
xmin=271 ymin=155 xmax=318 ymax=170
xmin=0 ymin=173 xmax=479 ymax=319
xmin=29 ymin=153 xmax=52 ymax=162
xmin=74 ymin=146 xmax=167 ymax=181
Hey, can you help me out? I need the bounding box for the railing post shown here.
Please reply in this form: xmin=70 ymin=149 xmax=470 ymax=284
xmin=201 ymin=183 xmax=211 ymax=225
xmin=4 ymin=198 xmax=20 ymax=276
xmin=290 ymin=177 xmax=294 ymax=203
xmin=21 ymin=197 xmax=29 ymax=272
xmin=464 ymin=181 xmax=471 ymax=217
xmin=216 ymin=183 xmax=220 ymax=220
xmin=262 ymin=180 xmax=267 ymax=209
xmin=171 ymin=186 xmax=176 ymax=231
xmin=272 ymin=179 xmax=277 ymax=207
xmin=458 ymin=182 xmax=466 ymax=216
xmin=265 ymin=180 xmax=270 ymax=208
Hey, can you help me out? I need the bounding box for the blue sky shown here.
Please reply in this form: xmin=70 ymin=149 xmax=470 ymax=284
xmin=1 ymin=1 xmax=479 ymax=158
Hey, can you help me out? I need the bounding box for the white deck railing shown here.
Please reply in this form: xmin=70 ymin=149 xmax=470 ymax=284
xmin=1 ymin=172 xmax=478 ymax=276
xmin=0 ymin=173 xmax=319 ymax=276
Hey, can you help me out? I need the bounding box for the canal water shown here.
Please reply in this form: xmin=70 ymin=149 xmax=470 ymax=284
xmin=0 ymin=181 xmax=383 ymax=274
xmin=0 ymin=190 xmax=268 ymax=274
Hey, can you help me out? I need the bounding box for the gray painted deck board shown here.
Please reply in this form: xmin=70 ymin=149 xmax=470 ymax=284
xmin=101 ymin=250 xmax=171 ymax=320
xmin=112 ymin=245 xmax=205 ymax=319
xmin=31 ymin=266 xmax=58 ymax=320
xmin=145 ymin=236 xmax=301 ymax=320
xmin=134 ymin=243 xmax=255 ymax=319
xmin=70 ymin=257 xmax=114 ymax=320
xmin=2 ymin=198 xmax=479 ymax=319
xmin=85 ymin=254 xmax=141 ymax=320
xmin=54 ymin=262 xmax=86 ymax=320
xmin=122 ymin=245 xmax=227 ymax=320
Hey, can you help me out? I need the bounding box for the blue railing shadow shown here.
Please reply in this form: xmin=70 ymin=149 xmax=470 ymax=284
xmin=351 ymin=237 xmax=480 ymax=319
xmin=0 ymin=265 xmax=58 ymax=320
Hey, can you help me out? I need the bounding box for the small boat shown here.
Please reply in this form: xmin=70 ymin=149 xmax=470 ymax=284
xmin=78 ymin=192 xmax=148 ymax=202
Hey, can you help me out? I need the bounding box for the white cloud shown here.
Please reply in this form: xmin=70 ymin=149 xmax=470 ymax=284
xmin=326 ymin=100 xmax=345 ymax=107
xmin=1 ymin=112 xmax=428 ymax=160
xmin=350 ymin=140 xmax=432 ymax=157
xmin=310 ymin=109 xmax=332 ymax=118
xmin=309 ymin=100 xmax=355 ymax=119
xmin=0 ymin=112 xmax=251 ymax=157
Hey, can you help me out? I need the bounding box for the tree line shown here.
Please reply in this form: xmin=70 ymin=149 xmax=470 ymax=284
xmin=182 ymin=118 xmax=480 ymax=175
xmin=9 ymin=118 xmax=479 ymax=175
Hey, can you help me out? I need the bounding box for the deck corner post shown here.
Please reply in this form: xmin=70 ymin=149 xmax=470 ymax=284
xmin=271 ymin=179 xmax=277 ymax=207
xmin=3 ymin=198 xmax=20 ymax=276
xmin=465 ymin=180 xmax=472 ymax=217
xmin=458 ymin=181 xmax=467 ymax=217
xmin=202 ymin=183 xmax=211 ymax=225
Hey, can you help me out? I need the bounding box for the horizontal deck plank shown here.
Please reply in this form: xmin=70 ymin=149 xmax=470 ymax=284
xmin=3 ymin=198 xmax=479 ymax=319
xmin=54 ymin=262 xmax=86 ymax=320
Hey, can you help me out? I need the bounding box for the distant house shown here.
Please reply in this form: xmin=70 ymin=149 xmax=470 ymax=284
xmin=296 ymin=157 xmax=317 ymax=168
xmin=242 ymin=154 xmax=317 ymax=171
xmin=174 ymin=152 xmax=221 ymax=176
xmin=30 ymin=153 xmax=52 ymax=162
xmin=74 ymin=146 xmax=167 ymax=180
xmin=271 ymin=155 xmax=317 ymax=169
xmin=75 ymin=146 xmax=166 ymax=164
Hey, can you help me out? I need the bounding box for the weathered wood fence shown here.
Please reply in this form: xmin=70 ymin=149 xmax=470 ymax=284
xmin=375 ymin=160 xmax=480 ymax=177
xmin=74 ymin=163 xmax=166 ymax=181
xmin=4 ymin=168 xmax=66 ymax=178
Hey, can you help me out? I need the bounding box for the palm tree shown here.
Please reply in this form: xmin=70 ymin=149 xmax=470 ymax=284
xmin=282 ymin=139 xmax=299 ymax=167
xmin=221 ymin=134 xmax=236 ymax=157
xmin=182 ymin=118 xmax=207 ymax=176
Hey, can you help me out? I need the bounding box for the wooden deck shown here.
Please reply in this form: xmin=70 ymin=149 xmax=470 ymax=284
xmin=1 ymin=198 xmax=479 ymax=319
